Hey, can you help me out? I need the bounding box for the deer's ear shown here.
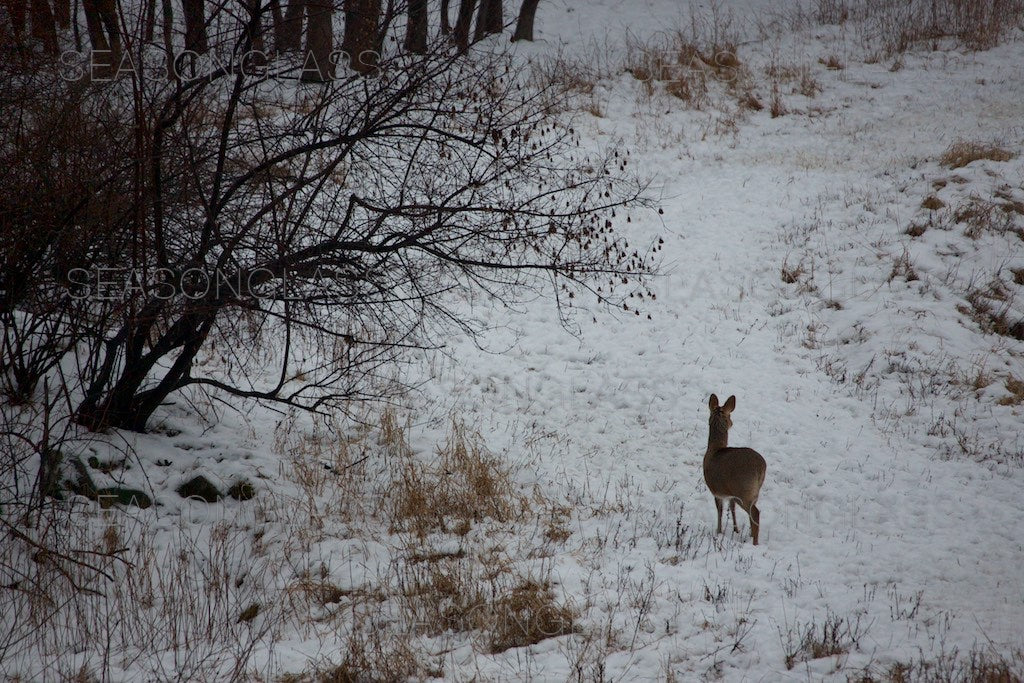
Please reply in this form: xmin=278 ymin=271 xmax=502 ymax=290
xmin=723 ymin=395 xmax=736 ymax=412
xmin=709 ymin=394 xmax=719 ymax=410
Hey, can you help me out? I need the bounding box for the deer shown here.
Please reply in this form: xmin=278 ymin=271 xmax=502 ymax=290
xmin=703 ymin=394 xmax=767 ymax=545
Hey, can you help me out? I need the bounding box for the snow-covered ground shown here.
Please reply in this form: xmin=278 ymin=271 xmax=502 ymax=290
xmin=399 ymin=3 xmax=1024 ymax=677
xmin=5 ymin=1 xmax=1024 ymax=680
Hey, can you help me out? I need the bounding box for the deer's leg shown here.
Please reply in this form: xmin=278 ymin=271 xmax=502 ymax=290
xmin=730 ymin=500 xmax=740 ymax=533
xmin=749 ymin=503 xmax=761 ymax=545
xmin=715 ymin=498 xmax=723 ymax=534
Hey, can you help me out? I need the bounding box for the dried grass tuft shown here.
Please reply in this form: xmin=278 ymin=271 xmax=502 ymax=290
xmin=941 ymin=141 xmax=1015 ymax=169
xmin=390 ymin=421 xmax=526 ymax=538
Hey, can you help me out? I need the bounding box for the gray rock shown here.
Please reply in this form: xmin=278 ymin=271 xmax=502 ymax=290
xmin=176 ymin=475 xmax=222 ymax=503
xmin=96 ymin=487 xmax=152 ymax=509
xmin=227 ymin=480 xmax=256 ymax=501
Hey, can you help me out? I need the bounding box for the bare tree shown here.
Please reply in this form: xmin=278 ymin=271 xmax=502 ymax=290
xmin=511 ymin=0 xmax=539 ymax=42
xmin=3 ymin=1 xmax=656 ymax=435
xmin=1 ymin=65 xmax=133 ymax=403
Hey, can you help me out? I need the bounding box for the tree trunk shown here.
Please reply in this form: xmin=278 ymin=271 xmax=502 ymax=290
xmin=96 ymin=0 xmax=121 ymax=71
xmin=75 ymin=307 xmax=217 ymax=433
xmin=300 ymin=0 xmax=333 ymax=81
xmin=404 ymin=0 xmax=426 ymax=53
xmin=279 ymin=0 xmax=303 ymax=51
xmin=95 ymin=0 xmax=118 ymax=50
xmin=268 ymin=0 xmax=285 ymax=51
xmin=452 ymin=0 xmax=473 ymax=52
xmin=510 ymin=0 xmax=538 ymax=41
xmin=4 ymin=0 xmax=28 ymax=46
xmin=160 ymin=0 xmax=174 ymax=78
xmin=128 ymin=313 xmax=216 ymax=431
xmin=72 ymin=0 xmax=80 ymax=48
xmin=473 ymin=0 xmax=500 ymax=41
xmin=54 ymin=0 xmax=69 ymax=28
xmin=182 ymin=0 xmax=207 ymax=54
xmin=82 ymin=0 xmax=120 ymax=76
xmin=29 ymin=0 xmax=58 ymax=54
xmin=242 ymin=0 xmax=265 ymax=64
xmin=82 ymin=0 xmax=109 ymax=52
xmin=141 ymin=0 xmax=154 ymax=40
xmin=374 ymin=0 xmax=394 ymax=56
xmin=341 ymin=0 xmax=378 ymax=74
xmin=439 ymin=0 xmax=450 ymax=34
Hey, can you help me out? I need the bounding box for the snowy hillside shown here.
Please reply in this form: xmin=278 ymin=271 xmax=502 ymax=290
xmin=3 ymin=0 xmax=1024 ymax=680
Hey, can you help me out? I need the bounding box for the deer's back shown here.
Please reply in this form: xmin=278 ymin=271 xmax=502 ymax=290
xmin=703 ymin=447 xmax=767 ymax=500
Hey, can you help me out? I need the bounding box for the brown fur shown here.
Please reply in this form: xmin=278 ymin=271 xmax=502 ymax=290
xmin=703 ymin=394 xmax=767 ymax=544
